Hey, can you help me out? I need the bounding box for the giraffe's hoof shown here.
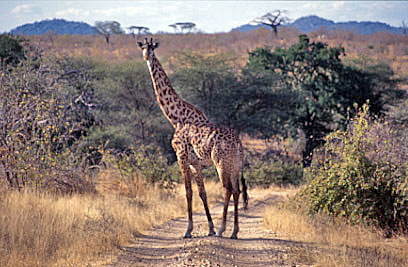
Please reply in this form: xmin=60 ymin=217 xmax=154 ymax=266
xmin=208 ymin=230 xmax=216 ymax=236
xmin=184 ymin=233 xmax=192 ymax=238
xmin=230 ymin=235 xmax=238 ymax=239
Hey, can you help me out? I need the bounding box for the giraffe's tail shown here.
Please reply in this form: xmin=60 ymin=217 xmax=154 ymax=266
xmin=241 ymin=171 xmax=248 ymax=210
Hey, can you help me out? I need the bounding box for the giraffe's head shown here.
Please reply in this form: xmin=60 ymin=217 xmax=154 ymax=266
xmin=137 ymin=38 xmax=159 ymax=61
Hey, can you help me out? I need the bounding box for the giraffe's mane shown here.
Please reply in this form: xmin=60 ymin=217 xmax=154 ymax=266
xmin=183 ymin=101 xmax=208 ymax=121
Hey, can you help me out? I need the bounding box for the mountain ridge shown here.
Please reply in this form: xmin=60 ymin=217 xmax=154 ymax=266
xmin=231 ymin=15 xmax=404 ymax=35
xmin=10 ymin=18 xmax=99 ymax=35
xmin=8 ymin=15 xmax=405 ymax=36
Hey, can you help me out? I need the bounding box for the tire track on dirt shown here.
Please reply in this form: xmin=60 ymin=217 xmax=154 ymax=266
xmin=109 ymin=190 xmax=310 ymax=267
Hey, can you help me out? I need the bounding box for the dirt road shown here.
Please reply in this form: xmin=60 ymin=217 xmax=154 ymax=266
xmin=109 ymin=190 xmax=311 ymax=267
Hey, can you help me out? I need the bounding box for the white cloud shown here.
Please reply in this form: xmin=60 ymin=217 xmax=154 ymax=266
xmin=54 ymin=5 xmax=165 ymax=22
xmin=300 ymin=2 xmax=320 ymax=11
xmin=11 ymin=4 xmax=30 ymax=14
xmin=55 ymin=8 xmax=90 ymax=18
xmin=11 ymin=4 xmax=43 ymax=16
xmin=331 ymin=1 xmax=346 ymax=10
xmin=52 ymin=4 xmax=186 ymax=32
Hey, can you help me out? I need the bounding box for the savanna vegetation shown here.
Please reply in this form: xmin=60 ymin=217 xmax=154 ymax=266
xmin=0 ymin=26 xmax=407 ymax=266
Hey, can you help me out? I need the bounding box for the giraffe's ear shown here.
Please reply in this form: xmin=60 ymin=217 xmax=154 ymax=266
xmin=136 ymin=41 xmax=143 ymax=49
xmin=153 ymin=42 xmax=160 ymax=49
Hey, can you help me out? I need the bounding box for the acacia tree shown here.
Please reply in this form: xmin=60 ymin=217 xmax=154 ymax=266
xmin=251 ymin=10 xmax=290 ymax=37
xmin=169 ymin=22 xmax=196 ymax=34
xmin=95 ymin=21 xmax=124 ymax=44
xmin=180 ymin=22 xmax=196 ymax=33
xmin=128 ymin=26 xmax=150 ymax=38
xmin=248 ymin=35 xmax=402 ymax=167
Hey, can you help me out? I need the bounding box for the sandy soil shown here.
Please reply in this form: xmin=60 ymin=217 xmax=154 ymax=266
xmin=109 ymin=190 xmax=312 ymax=267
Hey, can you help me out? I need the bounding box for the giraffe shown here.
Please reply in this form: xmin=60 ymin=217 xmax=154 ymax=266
xmin=137 ymin=38 xmax=248 ymax=239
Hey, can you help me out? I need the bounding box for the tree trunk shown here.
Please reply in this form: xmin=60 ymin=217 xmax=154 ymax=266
xmin=302 ymin=136 xmax=314 ymax=168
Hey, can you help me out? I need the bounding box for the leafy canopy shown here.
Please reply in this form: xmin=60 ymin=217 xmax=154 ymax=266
xmin=248 ymin=35 xmax=402 ymax=166
xmin=171 ymin=51 xmax=290 ymax=138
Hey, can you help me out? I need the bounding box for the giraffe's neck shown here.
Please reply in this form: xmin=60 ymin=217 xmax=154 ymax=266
xmin=147 ymin=56 xmax=208 ymax=128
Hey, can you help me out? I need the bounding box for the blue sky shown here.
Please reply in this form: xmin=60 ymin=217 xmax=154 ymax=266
xmin=1 ymin=1 xmax=407 ymax=33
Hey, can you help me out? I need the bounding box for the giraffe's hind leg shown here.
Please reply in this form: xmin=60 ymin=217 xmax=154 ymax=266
xmin=191 ymin=164 xmax=215 ymax=236
xmin=215 ymin=159 xmax=235 ymax=237
xmin=230 ymin=161 xmax=241 ymax=239
xmin=217 ymin=185 xmax=232 ymax=237
xmin=231 ymin=190 xmax=240 ymax=239
xmin=214 ymin=149 xmax=242 ymax=239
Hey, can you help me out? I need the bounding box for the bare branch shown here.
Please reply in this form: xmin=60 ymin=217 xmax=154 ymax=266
xmin=251 ymin=10 xmax=291 ymax=37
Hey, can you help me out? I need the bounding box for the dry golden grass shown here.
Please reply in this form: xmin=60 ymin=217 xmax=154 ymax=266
xmin=25 ymin=29 xmax=408 ymax=78
xmin=0 ymin=168 xmax=222 ymax=267
xmin=263 ymin=197 xmax=408 ymax=267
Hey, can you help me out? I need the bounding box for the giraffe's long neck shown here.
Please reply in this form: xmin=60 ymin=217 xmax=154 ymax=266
xmin=147 ymin=55 xmax=208 ymax=128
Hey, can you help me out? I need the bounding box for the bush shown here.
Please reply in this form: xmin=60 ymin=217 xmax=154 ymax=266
xmin=0 ymin=49 xmax=96 ymax=192
xmin=298 ymin=105 xmax=408 ymax=235
xmin=88 ymin=60 xmax=175 ymax=163
xmin=102 ymin=145 xmax=181 ymax=188
xmin=245 ymin=159 xmax=303 ymax=187
xmin=0 ymin=34 xmax=25 ymax=67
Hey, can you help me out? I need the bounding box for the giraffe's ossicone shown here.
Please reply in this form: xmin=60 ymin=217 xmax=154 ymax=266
xmin=137 ymin=38 xmax=248 ymax=239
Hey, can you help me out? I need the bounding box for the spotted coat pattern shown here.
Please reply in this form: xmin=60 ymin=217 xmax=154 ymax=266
xmin=138 ymin=38 xmax=243 ymax=239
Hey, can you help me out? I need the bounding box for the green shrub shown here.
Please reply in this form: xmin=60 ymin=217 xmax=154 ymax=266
xmin=245 ymin=159 xmax=303 ymax=187
xmin=102 ymin=145 xmax=181 ymax=188
xmin=298 ymin=105 xmax=408 ymax=235
xmin=0 ymin=34 xmax=24 ymax=67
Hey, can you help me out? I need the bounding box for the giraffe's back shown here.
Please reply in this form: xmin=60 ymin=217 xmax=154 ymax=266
xmin=189 ymin=124 xmax=241 ymax=165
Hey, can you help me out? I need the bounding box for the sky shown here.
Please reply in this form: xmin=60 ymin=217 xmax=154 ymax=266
xmin=1 ymin=1 xmax=407 ymax=34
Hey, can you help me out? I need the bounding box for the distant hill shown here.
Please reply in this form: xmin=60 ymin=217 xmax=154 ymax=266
xmin=10 ymin=19 xmax=99 ymax=35
xmin=232 ymin=15 xmax=405 ymax=35
xmin=230 ymin=24 xmax=268 ymax=33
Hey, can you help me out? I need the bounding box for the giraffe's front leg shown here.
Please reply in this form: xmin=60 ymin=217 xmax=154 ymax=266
xmin=184 ymin=173 xmax=193 ymax=238
xmin=191 ymin=163 xmax=215 ymax=236
xmin=173 ymin=137 xmax=195 ymax=238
